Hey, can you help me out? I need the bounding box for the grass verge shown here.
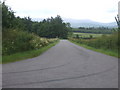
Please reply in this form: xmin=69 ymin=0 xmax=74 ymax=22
xmin=70 ymin=40 xmax=119 ymax=58
xmin=2 ymin=40 xmax=59 ymax=64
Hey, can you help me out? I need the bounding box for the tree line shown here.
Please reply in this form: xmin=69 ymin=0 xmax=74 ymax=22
xmin=2 ymin=2 xmax=72 ymax=55
xmin=2 ymin=2 xmax=71 ymax=39
xmin=72 ymin=27 xmax=116 ymax=34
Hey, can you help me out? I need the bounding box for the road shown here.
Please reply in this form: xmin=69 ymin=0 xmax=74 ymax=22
xmin=2 ymin=40 xmax=118 ymax=88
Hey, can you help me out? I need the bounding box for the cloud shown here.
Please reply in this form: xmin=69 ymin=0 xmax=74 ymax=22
xmin=5 ymin=0 xmax=119 ymax=23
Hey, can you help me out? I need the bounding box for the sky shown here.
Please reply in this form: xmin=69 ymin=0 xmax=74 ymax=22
xmin=3 ymin=0 xmax=119 ymax=23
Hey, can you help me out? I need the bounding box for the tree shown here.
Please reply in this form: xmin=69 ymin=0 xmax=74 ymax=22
xmin=2 ymin=1 xmax=71 ymax=39
xmin=2 ymin=2 xmax=15 ymax=29
xmin=36 ymin=15 xmax=71 ymax=39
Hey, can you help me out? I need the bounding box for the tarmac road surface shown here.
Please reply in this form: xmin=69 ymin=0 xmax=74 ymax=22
xmin=2 ymin=40 xmax=118 ymax=88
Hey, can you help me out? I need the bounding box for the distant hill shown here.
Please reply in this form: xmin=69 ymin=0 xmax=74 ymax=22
xmin=32 ymin=18 xmax=117 ymax=28
xmin=63 ymin=18 xmax=117 ymax=28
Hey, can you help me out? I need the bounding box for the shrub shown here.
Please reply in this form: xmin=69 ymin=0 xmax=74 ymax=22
xmin=2 ymin=29 xmax=58 ymax=55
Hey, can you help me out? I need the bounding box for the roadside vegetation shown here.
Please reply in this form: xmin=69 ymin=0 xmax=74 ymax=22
xmin=69 ymin=31 xmax=119 ymax=58
xmin=2 ymin=40 xmax=59 ymax=64
xmin=2 ymin=2 xmax=71 ymax=63
xmin=3 ymin=29 xmax=58 ymax=55
xmin=69 ymin=18 xmax=119 ymax=58
xmin=72 ymin=27 xmax=116 ymax=34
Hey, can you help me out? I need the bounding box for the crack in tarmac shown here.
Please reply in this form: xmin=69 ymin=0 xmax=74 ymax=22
xmin=3 ymin=62 xmax=71 ymax=74
xmin=3 ymin=65 xmax=117 ymax=87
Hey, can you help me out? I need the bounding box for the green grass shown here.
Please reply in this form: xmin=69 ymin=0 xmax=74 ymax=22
xmin=70 ymin=40 xmax=119 ymax=58
xmin=74 ymin=33 xmax=103 ymax=37
xmin=2 ymin=40 xmax=59 ymax=64
xmin=73 ymin=32 xmax=110 ymax=38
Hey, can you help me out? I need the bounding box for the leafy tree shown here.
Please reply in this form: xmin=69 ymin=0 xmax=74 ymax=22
xmin=2 ymin=2 xmax=71 ymax=39
xmin=2 ymin=2 xmax=15 ymax=29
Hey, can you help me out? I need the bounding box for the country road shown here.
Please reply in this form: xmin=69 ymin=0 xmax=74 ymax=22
xmin=2 ymin=40 xmax=118 ymax=88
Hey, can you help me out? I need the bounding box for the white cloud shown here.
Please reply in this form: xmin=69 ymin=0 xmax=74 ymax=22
xmin=5 ymin=0 xmax=119 ymax=23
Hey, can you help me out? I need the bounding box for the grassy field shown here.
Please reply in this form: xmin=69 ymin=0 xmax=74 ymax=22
xmin=73 ymin=32 xmax=109 ymax=38
xmin=72 ymin=28 xmax=114 ymax=34
xmin=69 ymin=31 xmax=119 ymax=58
xmin=2 ymin=40 xmax=59 ymax=64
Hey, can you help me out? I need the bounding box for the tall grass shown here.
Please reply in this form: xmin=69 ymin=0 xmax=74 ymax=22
xmin=2 ymin=41 xmax=59 ymax=64
xmin=3 ymin=29 xmax=58 ymax=55
xmin=2 ymin=29 xmax=59 ymax=63
xmin=69 ymin=31 xmax=119 ymax=58
xmin=73 ymin=33 xmax=104 ymax=38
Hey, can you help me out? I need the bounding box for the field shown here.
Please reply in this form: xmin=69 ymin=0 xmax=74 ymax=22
xmin=69 ymin=31 xmax=119 ymax=58
xmin=73 ymin=32 xmax=109 ymax=38
xmin=72 ymin=27 xmax=114 ymax=34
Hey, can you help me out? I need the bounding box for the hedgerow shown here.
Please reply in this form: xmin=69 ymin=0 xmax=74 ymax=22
xmin=2 ymin=29 xmax=58 ymax=55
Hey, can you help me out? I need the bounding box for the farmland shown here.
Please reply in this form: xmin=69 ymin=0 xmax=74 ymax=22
xmin=72 ymin=27 xmax=115 ymax=34
xmin=73 ymin=32 xmax=105 ymax=38
xmin=69 ymin=26 xmax=120 ymax=58
xmin=69 ymin=31 xmax=119 ymax=58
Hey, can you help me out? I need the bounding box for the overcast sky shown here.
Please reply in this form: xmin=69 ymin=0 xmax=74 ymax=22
xmin=4 ymin=0 xmax=119 ymax=23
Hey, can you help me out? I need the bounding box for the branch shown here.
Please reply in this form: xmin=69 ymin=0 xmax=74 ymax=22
xmin=115 ymin=17 xmax=119 ymax=26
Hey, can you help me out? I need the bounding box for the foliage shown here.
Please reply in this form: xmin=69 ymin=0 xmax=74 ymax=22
xmin=3 ymin=41 xmax=59 ymax=64
xmin=2 ymin=2 xmax=15 ymax=29
xmin=69 ymin=31 xmax=119 ymax=57
xmin=32 ymin=16 xmax=71 ymax=39
xmin=72 ymin=27 xmax=116 ymax=34
xmin=2 ymin=2 xmax=69 ymax=56
xmin=72 ymin=32 xmax=104 ymax=39
xmin=2 ymin=29 xmax=58 ymax=55
xmin=2 ymin=2 xmax=71 ymax=39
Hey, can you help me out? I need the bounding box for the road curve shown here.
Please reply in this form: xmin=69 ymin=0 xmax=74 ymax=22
xmin=3 ymin=40 xmax=118 ymax=88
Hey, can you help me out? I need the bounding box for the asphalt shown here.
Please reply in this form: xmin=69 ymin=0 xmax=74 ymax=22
xmin=2 ymin=40 xmax=118 ymax=88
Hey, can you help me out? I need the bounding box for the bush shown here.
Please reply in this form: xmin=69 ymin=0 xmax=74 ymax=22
xmin=2 ymin=29 xmax=58 ymax=55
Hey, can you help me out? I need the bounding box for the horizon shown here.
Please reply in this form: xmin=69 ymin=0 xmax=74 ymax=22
xmin=32 ymin=17 xmax=117 ymax=23
xmin=3 ymin=0 xmax=119 ymax=23
xmin=32 ymin=17 xmax=117 ymax=28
